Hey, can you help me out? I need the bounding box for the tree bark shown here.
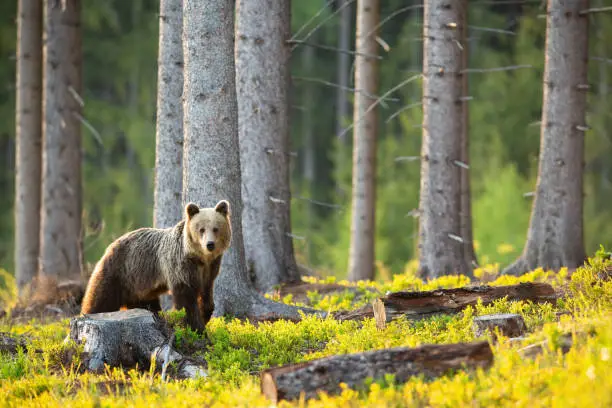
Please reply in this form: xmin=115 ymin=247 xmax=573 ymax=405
xmin=335 ymin=0 xmax=352 ymax=141
xmin=181 ymin=0 xmax=322 ymax=320
xmin=40 ymin=0 xmax=83 ymax=280
xmin=334 ymin=282 xmax=557 ymax=321
xmin=235 ymin=0 xmax=301 ymax=292
xmin=459 ymin=4 xmax=478 ymax=272
xmin=154 ymin=0 xmax=183 ymax=230
xmin=348 ymin=0 xmax=380 ymax=282
xmin=418 ymin=0 xmax=470 ymax=278
xmin=15 ymin=0 xmax=43 ymax=294
xmin=503 ymin=0 xmax=588 ymax=276
xmin=261 ymin=340 xmax=493 ymax=403
xmin=154 ymin=0 xmax=184 ymax=311
xmin=69 ymin=309 xmax=207 ymax=378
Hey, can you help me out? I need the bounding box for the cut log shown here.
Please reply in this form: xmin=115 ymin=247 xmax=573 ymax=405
xmin=334 ymin=282 xmax=558 ymax=322
xmin=261 ymin=340 xmax=493 ymax=403
xmin=69 ymin=308 xmax=207 ymax=379
xmin=472 ymin=313 xmax=527 ymax=338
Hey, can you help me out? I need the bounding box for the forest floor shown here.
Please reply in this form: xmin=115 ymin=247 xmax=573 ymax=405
xmin=0 ymin=251 xmax=611 ymax=407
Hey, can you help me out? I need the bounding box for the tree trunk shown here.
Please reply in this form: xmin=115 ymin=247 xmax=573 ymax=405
xmin=40 ymin=0 xmax=83 ymax=280
xmin=261 ymin=340 xmax=493 ymax=403
xmin=459 ymin=6 xmax=478 ymax=272
xmin=235 ymin=0 xmax=300 ymax=292
xmin=333 ymin=282 xmax=557 ymax=321
xmin=15 ymin=0 xmax=43 ymax=294
xmin=181 ymin=0 xmax=321 ymax=320
xmin=503 ymin=0 xmax=588 ymax=276
xmin=335 ymin=0 xmax=352 ymax=140
xmin=348 ymin=0 xmax=380 ymax=282
xmin=301 ymin=42 xmax=315 ymax=266
xmin=418 ymin=0 xmax=469 ymax=278
xmin=154 ymin=0 xmax=184 ymax=311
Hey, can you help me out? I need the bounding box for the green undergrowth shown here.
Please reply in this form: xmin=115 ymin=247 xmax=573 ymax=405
xmin=1 ymin=249 xmax=611 ymax=407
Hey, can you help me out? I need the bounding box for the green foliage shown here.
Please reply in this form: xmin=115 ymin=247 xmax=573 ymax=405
xmin=0 ymin=252 xmax=610 ymax=406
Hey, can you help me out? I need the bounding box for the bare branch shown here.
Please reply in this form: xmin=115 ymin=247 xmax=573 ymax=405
xmin=386 ymin=101 xmax=423 ymax=123
xmin=448 ymin=233 xmax=464 ymax=243
xmin=291 ymin=0 xmax=336 ymax=40
xmin=453 ymin=160 xmax=469 ymax=169
xmin=288 ymin=40 xmax=383 ymax=59
xmin=394 ymin=156 xmax=420 ymax=162
xmin=579 ymin=6 xmax=612 ymax=15
xmin=73 ymin=112 xmax=103 ymax=147
xmin=269 ymin=196 xmax=287 ymax=204
xmin=292 ymin=76 xmax=399 ymax=103
xmin=375 ymin=36 xmax=390 ymax=52
xmin=591 ymin=57 xmax=612 ymax=65
xmin=364 ymin=5 xmax=424 ymax=39
xmin=469 ymin=25 xmax=516 ymax=36
xmin=291 ymin=0 xmax=356 ymax=50
xmin=286 ymin=232 xmax=306 ymax=241
xmin=68 ymin=85 xmax=84 ymax=107
xmin=294 ymin=195 xmax=343 ymax=210
xmin=462 ymin=64 xmax=532 ymax=74
xmin=523 ymin=192 xmax=535 ymax=197
xmin=338 ymin=74 xmax=423 ymax=140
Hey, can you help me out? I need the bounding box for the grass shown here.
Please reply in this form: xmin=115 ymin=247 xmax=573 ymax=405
xmin=0 ymin=249 xmax=611 ymax=407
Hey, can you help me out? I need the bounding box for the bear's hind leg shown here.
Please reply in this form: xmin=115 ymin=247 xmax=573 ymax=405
xmin=81 ymin=273 xmax=123 ymax=314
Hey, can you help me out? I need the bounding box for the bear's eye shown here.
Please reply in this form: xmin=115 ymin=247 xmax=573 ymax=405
xmin=199 ymin=228 xmax=205 ymax=234
xmin=213 ymin=227 xmax=219 ymax=233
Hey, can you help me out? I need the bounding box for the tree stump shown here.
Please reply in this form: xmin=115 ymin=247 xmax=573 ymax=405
xmin=472 ymin=313 xmax=527 ymax=338
xmin=69 ymin=309 xmax=206 ymax=379
xmin=261 ymin=340 xmax=493 ymax=403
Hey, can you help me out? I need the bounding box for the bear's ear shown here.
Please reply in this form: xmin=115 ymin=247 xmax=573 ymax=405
xmin=185 ymin=202 xmax=200 ymax=219
xmin=215 ymin=200 xmax=230 ymax=217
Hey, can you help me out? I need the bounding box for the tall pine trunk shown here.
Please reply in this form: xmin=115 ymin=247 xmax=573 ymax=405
xmin=235 ymin=0 xmax=300 ymax=292
xmin=15 ymin=0 xmax=42 ymax=294
xmin=182 ymin=0 xmax=318 ymax=319
xmin=154 ymin=0 xmax=183 ymax=230
xmin=503 ymin=0 xmax=588 ymax=275
xmin=154 ymin=0 xmax=184 ymax=311
xmin=39 ymin=0 xmax=83 ymax=280
xmin=335 ymin=0 xmax=352 ymax=140
xmin=348 ymin=0 xmax=380 ymax=282
xmin=459 ymin=7 xmax=477 ymax=272
xmin=418 ymin=0 xmax=469 ymax=278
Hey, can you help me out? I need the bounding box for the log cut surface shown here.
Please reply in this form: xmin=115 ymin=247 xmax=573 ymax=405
xmin=334 ymin=282 xmax=557 ymax=321
xmin=261 ymin=340 xmax=493 ymax=403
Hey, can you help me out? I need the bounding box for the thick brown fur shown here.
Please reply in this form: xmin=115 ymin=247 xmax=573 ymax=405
xmin=80 ymin=200 xmax=232 ymax=332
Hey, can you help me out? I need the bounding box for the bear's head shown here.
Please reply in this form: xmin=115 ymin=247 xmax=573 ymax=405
xmin=184 ymin=200 xmax=232 ymax=260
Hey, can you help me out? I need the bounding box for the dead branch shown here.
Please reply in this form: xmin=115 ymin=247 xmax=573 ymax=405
xmin=338 ymin=74 xmax=423 ymax=140
xmin=462 ymin=64 xmax=533 ymax=74
xmin=288 ymin=40 xmax=382 ymax=59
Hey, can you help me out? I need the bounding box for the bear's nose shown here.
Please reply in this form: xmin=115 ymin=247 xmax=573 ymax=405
xmin=206 ymin=242 xmax=215 ymax=251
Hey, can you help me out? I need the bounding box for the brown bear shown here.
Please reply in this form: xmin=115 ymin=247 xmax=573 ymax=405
xmin=80 ymin=200 xmax=232 ymax=333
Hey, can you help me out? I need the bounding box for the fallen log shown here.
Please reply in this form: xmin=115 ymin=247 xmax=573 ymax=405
xmin=472 ymin=313 xmax=527 ymax=338
xmin=334 ymin=282 xmax=557 ymax=322
xmin=69 ymin=308 xmax=207 ymax=379
xmin=261 ymin=340 xmax=493 ymax=403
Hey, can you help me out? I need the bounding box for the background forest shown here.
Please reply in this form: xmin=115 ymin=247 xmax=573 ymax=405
xmin=1 ymin=0 xmax=611 ymax=279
